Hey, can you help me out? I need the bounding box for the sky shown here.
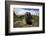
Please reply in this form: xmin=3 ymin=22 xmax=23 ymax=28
xmin=13 ymin=8 xmax=39 ymax=16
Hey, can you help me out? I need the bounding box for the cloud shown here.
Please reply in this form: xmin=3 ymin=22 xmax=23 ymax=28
xmin=13 ymin=8 xmax=39 ymax=16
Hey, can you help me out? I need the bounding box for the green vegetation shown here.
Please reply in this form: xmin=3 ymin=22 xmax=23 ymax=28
xmin=13 ymin=15 xmax=39 ymax=27
xmin=32 ymin=15 xmax=39 ymax=27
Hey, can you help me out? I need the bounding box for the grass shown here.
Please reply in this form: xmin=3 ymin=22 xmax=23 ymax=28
xmin=13 ymin=15 xmax=39 ymax=28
